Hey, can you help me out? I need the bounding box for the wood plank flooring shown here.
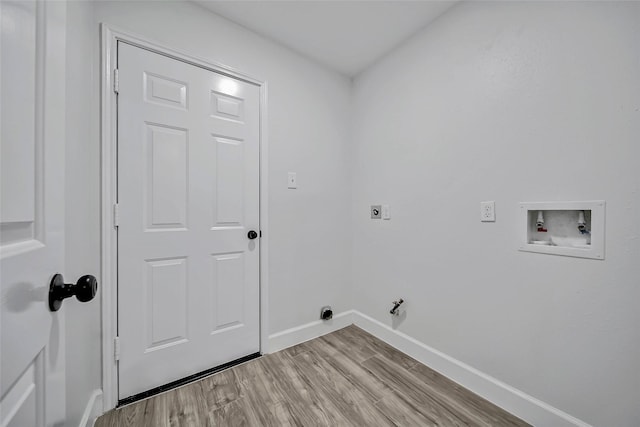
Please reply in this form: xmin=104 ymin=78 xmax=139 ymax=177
xmin=96 ymin=325 xmax=530 ymax=426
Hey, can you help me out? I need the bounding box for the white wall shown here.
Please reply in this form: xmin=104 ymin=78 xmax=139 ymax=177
xmin=351 ymin=2 xmax=640 ymax=426
xmin=65 ymin=1 xmax=102 ymax=425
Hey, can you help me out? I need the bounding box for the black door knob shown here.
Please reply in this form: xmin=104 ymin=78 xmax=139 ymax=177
xmin=49 ymin=274 xmax=98 ymax=312
xmin=247 ymin=230 xmax=258 ymax=240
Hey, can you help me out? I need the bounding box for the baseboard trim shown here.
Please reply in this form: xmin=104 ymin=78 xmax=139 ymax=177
xmin=268 ymin=310 xmax=354 ymax=353
xmin=79 ymin=389 xmax=103 ymax=427
xmin=263 ymin=309 xmax=591 ymax=426
xmin=351 ymin=310 xmax=592 ymax=427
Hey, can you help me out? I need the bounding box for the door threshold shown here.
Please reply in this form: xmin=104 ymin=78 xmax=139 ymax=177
xmin=117 ymin=352 xmax=261 ymax=407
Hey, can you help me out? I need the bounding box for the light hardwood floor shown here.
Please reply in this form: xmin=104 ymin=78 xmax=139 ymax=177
xmin=96 ymin=325 xmax=530 ymax=426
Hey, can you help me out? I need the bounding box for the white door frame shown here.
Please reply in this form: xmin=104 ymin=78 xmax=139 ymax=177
xmin=100 ymin=24 xmax=269 ymax=411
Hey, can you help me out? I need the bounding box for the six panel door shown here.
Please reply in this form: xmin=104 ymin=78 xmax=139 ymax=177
xmin=116 ymin=42 xmax=261 ymax=399
xmin=0 ymin=1 xmax=67 ymax=425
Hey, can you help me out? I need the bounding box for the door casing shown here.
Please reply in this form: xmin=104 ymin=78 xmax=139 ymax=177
xmin=100 ymin=24 xmax=269 ymax=411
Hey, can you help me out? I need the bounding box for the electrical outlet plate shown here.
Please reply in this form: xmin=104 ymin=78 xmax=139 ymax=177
xmin=287 ymin=172 xmax=297 ymax=189
xmin=382 ymin=204 xmax=390 ymax=220
xmin=480 ymin=201 xmax=495 ymax=222
xmin=371 ymin=205 xmax=381 ymax=219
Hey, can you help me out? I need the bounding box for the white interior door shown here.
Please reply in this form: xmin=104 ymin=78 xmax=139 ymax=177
xmin=0 ymin=1 xmax=67 ymax=426
xmin=117 ymin=42 xmax=261 ymax=400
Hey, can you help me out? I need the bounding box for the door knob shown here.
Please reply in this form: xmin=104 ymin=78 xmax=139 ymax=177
xmin=247 ymin=230 xmax=258 ymax=240
xmin=49 ymin=274 xmax=98 ymax=312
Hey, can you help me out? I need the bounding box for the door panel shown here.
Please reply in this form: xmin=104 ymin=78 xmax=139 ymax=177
xmin=0 ymin=0 xmax=36 ymax=236
xmin=215 ymin=137 xmax=245 ymax=225
xmin=0 ymin=357 xmax=45 ymax=427
xmin=0 ymin=1 xmax=66 ymax=425
xmin=145 ymin=123 xmax=188 ymax=230
xmin=117 ymin=42 xmax=260 ymax=399
xmin=211 ymin=252 xmax=245 ymax=333
xmin=145 ymin=257 xmax=188 ymax=350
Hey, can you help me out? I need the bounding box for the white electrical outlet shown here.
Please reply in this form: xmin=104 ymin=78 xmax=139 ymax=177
xmin=287 ymin=172 xmax=297 ymax=189
xmin=382 ymin=204 xmax=390 ymax=220
xmin=480 ymin=201 xmax=495 ymax=222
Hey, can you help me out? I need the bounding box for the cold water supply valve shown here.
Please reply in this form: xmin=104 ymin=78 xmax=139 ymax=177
xmin=578 ymin=210 xmax=589 ymax=234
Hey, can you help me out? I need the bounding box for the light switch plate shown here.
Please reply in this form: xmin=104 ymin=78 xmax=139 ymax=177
xmin=371 ymin=205 xmax=381 ymax=219
xmin=480 ymin=201 xmax=495 ymax=222
xmin=288 ymin=172 xmax=297 ymax=189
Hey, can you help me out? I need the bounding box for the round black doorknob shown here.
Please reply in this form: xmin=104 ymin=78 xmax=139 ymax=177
xmin=247 ymin=230 xmax=258 ymax=240
xmin=49 ymin=274 xmax=98 ymax=312
xmin=75 ymin=275 xmax=98 ymax=302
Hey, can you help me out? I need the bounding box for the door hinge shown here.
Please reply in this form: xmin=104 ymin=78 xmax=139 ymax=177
xmin=114 ymin=336 xmax=121 ymax=361
xmin=113 ymin=203 xmax=120 ymax=228
xmin=113 ymin=69 xmax=119 ymax=94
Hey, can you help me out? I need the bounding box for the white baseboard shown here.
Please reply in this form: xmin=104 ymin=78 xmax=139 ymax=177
xmin=79 ymin=389 xmax=104 ymax=427
xmin=351 ymin=310 xmax=591 ymax=427
xmin=267 ymin=310 xmax=354 ymax=353
xmin=265 ymin=309 xmax=591 ymax=426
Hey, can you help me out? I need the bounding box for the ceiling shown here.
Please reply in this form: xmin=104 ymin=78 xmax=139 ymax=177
xmin=195 ymin=1 xmax=458 ymax=77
